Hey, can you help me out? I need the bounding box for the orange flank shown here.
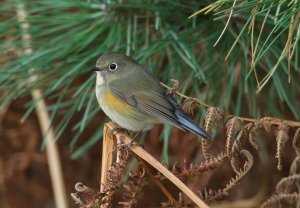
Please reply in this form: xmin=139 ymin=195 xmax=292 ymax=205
xmin=97 ymin=86 xmax=157 ymax=129
xmin=102 ymin=89 xmax=134 ymax=113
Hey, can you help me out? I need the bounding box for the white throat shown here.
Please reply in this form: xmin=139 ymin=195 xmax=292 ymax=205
xmin=96 ymin=72 xmax=105 ymax=86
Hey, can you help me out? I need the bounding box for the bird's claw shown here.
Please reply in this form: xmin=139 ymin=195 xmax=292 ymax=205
xmin=112 ymin=136 xmax=144 ymax=153
xmin=110 ymin=127 xmax=129 ymax=138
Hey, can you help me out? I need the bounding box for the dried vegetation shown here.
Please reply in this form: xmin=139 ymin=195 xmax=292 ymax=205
xmin=72 ymin=83 xmax=300 ymax=207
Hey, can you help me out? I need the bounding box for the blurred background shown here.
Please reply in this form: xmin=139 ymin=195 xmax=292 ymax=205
xmin=1 ymin=0 xmax=300 ymax=207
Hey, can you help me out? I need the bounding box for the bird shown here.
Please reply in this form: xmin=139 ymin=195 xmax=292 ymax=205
xmin=91 ymin=53 xmax=210 ymax=140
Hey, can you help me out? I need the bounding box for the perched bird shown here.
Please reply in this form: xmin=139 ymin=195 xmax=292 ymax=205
xmin=91 ymin=53 xmax=210 ymax=139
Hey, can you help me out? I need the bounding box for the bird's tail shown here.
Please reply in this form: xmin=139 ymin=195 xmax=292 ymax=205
xmin=176 ymin=113 xmax=210 ymax=140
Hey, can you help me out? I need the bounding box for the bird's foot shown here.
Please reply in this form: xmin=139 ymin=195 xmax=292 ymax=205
xmin=124 ymin=130 xmax=144 ymax=148
xmin=128 ymin=140 xmax=144 ymax=148
xmin=113 ymin=136 xmax=144 ymax=153
xmin=110 ymin=127 xmax=129 ymax=138
xmin=111 ymin=129 xmax=144 ymax=153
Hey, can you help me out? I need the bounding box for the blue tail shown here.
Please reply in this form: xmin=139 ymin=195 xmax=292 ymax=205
xmin=176 ymin=113 xmax=210 ymax=140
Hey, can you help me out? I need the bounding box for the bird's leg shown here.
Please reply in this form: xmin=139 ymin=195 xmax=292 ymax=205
xmin=113 ymin=130 xmax=144 ymax=152
xmin=129 ymin=130 xmax=144 ymax=148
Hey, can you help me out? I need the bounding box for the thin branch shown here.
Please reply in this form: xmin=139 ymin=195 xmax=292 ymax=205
xmin=161 ymin=83 xmax=300 ymax=128
xmin=15 ymin=3 xmax=68 ymax=208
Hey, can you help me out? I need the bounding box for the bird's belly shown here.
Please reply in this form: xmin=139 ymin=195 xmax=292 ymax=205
xmin=96 ymin=86 xmax=156 ymax=131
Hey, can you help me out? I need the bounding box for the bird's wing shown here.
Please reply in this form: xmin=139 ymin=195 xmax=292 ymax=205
xmin=109 ymin=82 xmax=182 ymax=128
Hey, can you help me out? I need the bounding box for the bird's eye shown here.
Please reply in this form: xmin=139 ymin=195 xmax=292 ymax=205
xmin=109 ymin=63 xmax=117 ymax=71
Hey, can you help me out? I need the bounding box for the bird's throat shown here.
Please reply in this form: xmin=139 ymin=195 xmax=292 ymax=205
xmin=96 ymin=72 xmax=105 ymax=86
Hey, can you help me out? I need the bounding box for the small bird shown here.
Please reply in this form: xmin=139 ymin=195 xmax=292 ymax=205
xmin=91 ymin=53 xmax=210 ymax=139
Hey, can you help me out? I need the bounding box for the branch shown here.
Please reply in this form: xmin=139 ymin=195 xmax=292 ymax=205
xmin=103 ymin=122 xmax=210 ymax=208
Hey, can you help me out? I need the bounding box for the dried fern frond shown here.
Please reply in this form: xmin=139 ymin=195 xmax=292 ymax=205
xmin=244 ymin=122 xmax=254 ymax=132
xmin=230 ymin=123 xmax=257 ymax=173
xmin=119 ymin=166 xmax=147 ymax=208
xmin=275 ymin=124 xmax=289 ymax=171
xmin=225 ymin=117 xmax=242 ymax=157
xmin=237 ymin=123 xmax=254 ymax=150
xmin=293 ymin=128 xmax=300 ymax=155
xmin=202 ymin=107 xmax=223 ymax=160
xmin=71 ymin=182 xmax=102 ymax=208
xmin=231 ymin=129 xmax=246 ymax=174
xmin=183 ymin=98 xmax=199 ymax=116
xmin=198 ymin=188 xmax=223 ymax=204
xmin=155 ymin=153 xmax=227 ymax=180
xmin=259 ymin=117 xmax=276 ymax=132
xmin=231 ymin=126 xmax=255 ymax=174
xmin=101 ymin=145 xmax=130 ymax=207
xmin=276 ymin=174 xmax=300 ymax=194
xmin=174 ymin=153 xmax=227 ymax=179
xmin=231 ymin=123 xmax=253 ymax=154
xmin=249 ymin=122 xmax=263 ymax=151
xmin=249 ymin=118 xmax=277 ymax=151
xmin=223 ymin=150 xmax=253 ymax=193
xmin=199 ymin=150 xmax=253 ymax=203
xmin=262 ymin=151 xmax=300 ymax=208
xmin=290 ymin=156 xmax=300 ymax=175
xmin=204 ymin=107 xmax=224 ymax=134
xmin=202 ymin=141 xmax=212 ymax=161
xmin=261 ymin=193 xmax=300 ymax=208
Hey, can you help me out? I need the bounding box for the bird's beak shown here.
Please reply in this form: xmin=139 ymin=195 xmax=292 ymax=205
xmin=90 ymin=66 xmax=101 ymax=72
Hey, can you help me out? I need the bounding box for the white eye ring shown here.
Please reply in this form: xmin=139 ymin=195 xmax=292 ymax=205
xmin=109 ymin=63 xmax=117 ymax=71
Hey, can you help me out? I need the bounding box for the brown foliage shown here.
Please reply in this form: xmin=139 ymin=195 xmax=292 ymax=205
xmin=202 ymin=107 xmax=223 ymax=160
xmin=71 ymin=83 xmax=300 ymax=207
xmin=72 ymin=144 xmax=130 ymax=208
xmin=261 ymin=129 xmax=300 ymax=208
xmin=119 ymin=166 xmax=147 ymax=207
xmin=275 ymin=124 xmax=289 ymax=171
